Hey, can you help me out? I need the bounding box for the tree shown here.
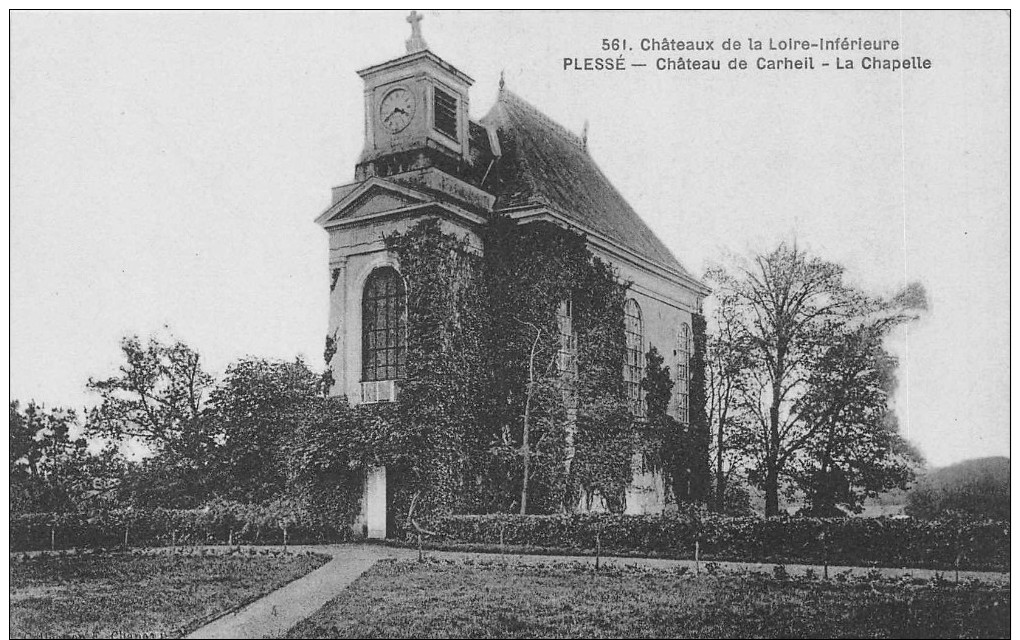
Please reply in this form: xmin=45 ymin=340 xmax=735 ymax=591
xmin=789 ymin=328 xmax=923 ymax=514
xmin=10 ymin=401 xmax=126 ymax=513
xmin=706 ymin=242 xmax=926 ymax=516
xmin=641 ymin=342 xmax=712 ymax=505
xmin=86 ymin=334 xmax=215 ymax=459
xmin=687 ymin=314 xmax=711 ymax=502
xmin=206 ymin=357 xmax=321 ymax=503
xmin=639 ymin=346 xmax=677 ymax=492
xmin=84 ymin=333 xmax=217 ymax=507
xmin=512 ymin=320 xmax=564 ymax=515
xmin=704 ymin=297 xmax=754 ymax=513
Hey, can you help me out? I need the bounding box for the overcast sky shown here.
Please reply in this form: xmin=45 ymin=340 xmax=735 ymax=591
xmin=10 ymin=10 xmax=1009 ymax=467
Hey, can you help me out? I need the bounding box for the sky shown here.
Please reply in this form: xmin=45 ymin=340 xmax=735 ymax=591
xmin=10 ymin=10 xmax=1009 ymax=468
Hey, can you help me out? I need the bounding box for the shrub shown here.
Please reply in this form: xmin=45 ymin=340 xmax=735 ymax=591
xmin=426 ymin=513 xmax=1009 ymax=571
xmin=10 ymin=502 xmax=356 ymax=551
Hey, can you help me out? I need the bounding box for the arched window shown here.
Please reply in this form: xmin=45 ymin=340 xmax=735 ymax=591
xmin=624 ymin=299 xmax=644 ymax=417
xmin=362 ymin=267 xmax=406 ymax=382
xmin=675 ymin=322 xmax=691 ymax=423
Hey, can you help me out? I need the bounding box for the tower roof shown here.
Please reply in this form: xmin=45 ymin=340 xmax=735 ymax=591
xmin=481 ymin=89 xmax=696 ymax=281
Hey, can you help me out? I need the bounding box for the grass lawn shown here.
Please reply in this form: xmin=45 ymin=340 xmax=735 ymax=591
xmin=289 ymin=558 xmax=1009 ymax=639
xmin=10 ymin=549 xmax=330 ymax=639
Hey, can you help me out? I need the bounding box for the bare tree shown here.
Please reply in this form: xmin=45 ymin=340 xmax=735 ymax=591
xmin=513 ymin=319 xmax=562 ymax=515
xmin=705 ymin=298 xmax=753 ymax=512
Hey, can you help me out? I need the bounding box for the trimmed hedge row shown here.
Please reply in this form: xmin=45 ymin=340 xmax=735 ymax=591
xmin=10 ymin=502 xmax=356 ymax=551
xmin=427 ymin=513 xmax=1010 ymax=571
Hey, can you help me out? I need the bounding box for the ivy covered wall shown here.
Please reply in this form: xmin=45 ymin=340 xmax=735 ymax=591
xmin=482 ymin=217 xmax=633 ymax=514
xmin=309 ymin=217 xmax=707 ymax=533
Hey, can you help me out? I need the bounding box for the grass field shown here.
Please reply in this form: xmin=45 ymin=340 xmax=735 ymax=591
xmin=288 ymin=558 xmax=1010 ymax=639
xmin=10 ymin=549 xmax=329 ymax=639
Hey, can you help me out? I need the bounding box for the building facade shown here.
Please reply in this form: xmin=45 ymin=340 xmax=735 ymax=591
xmin=315 ymin=14 xmax=708 ymax=537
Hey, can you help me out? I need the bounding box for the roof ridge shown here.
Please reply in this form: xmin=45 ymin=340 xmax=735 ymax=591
xmin=482 ymin=85 xmax=703 ymax=287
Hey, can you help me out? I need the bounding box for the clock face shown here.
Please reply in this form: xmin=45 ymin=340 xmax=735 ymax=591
xmin=380 ymin=88 xmax=415 ymax=134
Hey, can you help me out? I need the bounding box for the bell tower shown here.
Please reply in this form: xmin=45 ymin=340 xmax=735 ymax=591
xmin=355 ymin=11 xmax=474 ymax=180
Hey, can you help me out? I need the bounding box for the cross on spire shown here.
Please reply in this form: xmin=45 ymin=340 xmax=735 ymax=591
xmin=405 ymin=10 xmax=428 ymax=53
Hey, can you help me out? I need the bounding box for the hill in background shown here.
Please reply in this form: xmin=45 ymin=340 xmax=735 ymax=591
xmin=905 ymin=456 xmax=1010 ymax=520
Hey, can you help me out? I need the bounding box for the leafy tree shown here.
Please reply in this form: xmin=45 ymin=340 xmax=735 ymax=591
xmin=10 ymin=401 xmax=126 ymax=513
xmin=86 ymin=334 xmax=215 ymax=459
xmin=113 ymin=452 xmax=211 ymax=508
xmin=205 ymin=357 xmax=320 ymax=503
xmin=640 ymin=343 xmax=711 ymax=505
xmin=790 ymin=328 xmax=923 ymax=514
xmin=640 ymin=347 xmax=674 ymax=434
xmin=687 ymin=314 xmax=711 ymax=502
xmin=706 ymin=242 xmax=926 ymax=516
xmin=639 ymin=346 xmax=680 ymax=494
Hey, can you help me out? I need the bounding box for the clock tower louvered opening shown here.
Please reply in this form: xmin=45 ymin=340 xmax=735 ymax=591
xmin=433 ymin=87 xmax=458 ymax=141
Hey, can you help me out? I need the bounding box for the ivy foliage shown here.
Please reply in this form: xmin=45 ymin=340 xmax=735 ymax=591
xmin=639 ymin=346 xmax=674 ymax=472
xmin=568 ymin=249 xmax=633 ymax=512
xmin=297 ymin=216 xmax=707 ymax=529
xmin=206 ymin=357 xmax=321 ymax=504
xmin=641 ymin=319 xmax=711 ymax=505
xmin=688 ymin=313 xmax=711 ymax=501
xmin=386 ymin=219 xmax=489 ymax=523
xmin=301 ymin=218 xmax=640 ymax=524
xmin=482 ymin=217 xmax=634 ymax=514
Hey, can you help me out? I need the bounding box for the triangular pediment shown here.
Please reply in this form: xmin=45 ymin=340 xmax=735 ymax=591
xmin=315 ymin=178 xmax=431 ymax=227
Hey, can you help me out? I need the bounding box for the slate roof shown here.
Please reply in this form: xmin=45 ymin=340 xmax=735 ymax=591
xmin=479 ymin=89 xmax=693 ymax=279
xmin=467 ymin=121 xmax=494 ymax=169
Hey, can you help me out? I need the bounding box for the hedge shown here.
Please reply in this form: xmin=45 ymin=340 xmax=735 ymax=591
xmin=427 ymin=513 xmax=1010 ymax=571
xmin=10 ymin=501 xmax=356 ymax=551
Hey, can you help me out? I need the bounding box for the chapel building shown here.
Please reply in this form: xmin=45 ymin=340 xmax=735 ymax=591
xmin=315 ymin=14 xmax=709 ymax=538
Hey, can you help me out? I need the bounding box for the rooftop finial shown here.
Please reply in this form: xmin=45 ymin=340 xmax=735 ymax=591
xmin=582 ymin=119 xmax=589 ymax=151
xmin=499 ymin=69 xmax=505 ymax=90
xmin=405 ymin=10 xmax=428 ymax=53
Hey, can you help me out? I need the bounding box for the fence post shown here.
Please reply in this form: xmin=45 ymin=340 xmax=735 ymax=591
xmin=822 ymin=530 xmax=829 ymax=580
xmin=124 ymin=520 xmax=129 ymax=548
xmin=50 ymin=526 xmax=55 ymax=552
xmin=695 ymin=540 xmax=700 ymax=575
xmin=595 ymin=526 xmax=602 ymax=571
xmin=955 ymin=524 xmax=962 ymax=584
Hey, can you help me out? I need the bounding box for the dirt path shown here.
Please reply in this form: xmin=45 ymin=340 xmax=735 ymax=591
xmin=185 ymin=545 xmax=415 ymax=639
